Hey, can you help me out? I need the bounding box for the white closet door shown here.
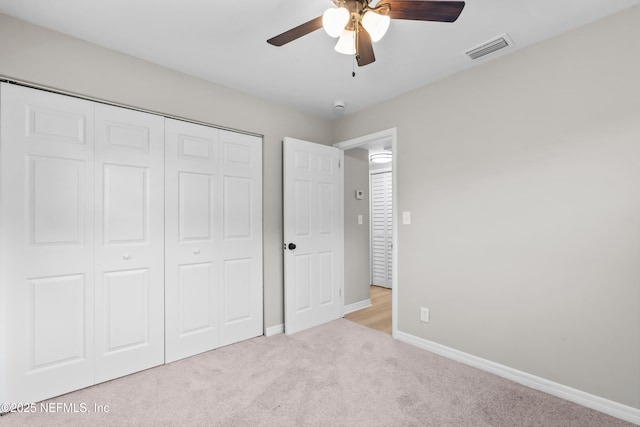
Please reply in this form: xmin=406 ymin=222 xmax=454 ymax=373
xmin=165 ymin=119 xmax=221 ymax=362
xmin=219 ymin=130 xmax=263 ymax=346
xmin=371 ymin=171 xmax=392 ymax=288
xmin=94 ymin=104 xmax=165 ymax=382
xmin=0 ymin=84 xmax=96 ymax=403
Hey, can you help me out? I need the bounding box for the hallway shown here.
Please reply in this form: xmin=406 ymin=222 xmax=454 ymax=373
xmin=344 ymin=285 xmax=391 ymax=334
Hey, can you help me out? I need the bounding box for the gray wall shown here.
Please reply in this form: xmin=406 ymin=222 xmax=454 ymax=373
xmin=343 ymin=148 xmax=371 ymax=306
xmin=333 ymin=6 xmax=640 ymax=409
xmin=0 ymin=13 xmax=332 ymax=330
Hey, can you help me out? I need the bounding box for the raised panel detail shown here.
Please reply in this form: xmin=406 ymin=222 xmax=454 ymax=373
xmin=318 ymin=251 xmax=334 ymax=306
xmin=26 ymin=106 xmax=86 ymax=144
xmin=179 ymin=263 xmax=214 ymax=335
xmin=29 ymin=275 xmax=86 ymax=370
xmin=294 ymin=180 xmax=310 ymax=237
xmin=223 ymin=258 xmax=252 ymax=324
xmin=103 ymin=269 xmax=149 ymax=353
xmin=318 ymin=154 xmax=333 ymax=174
xmin=223 ymin=177 xmax=251 ymax=239
xmin=179 ymin=135 xmax=213 ymax=160
xmin=318 ymin=182 xmax=333 ymax=235
xmin=105 ymin=121 xmax=149 ymax=152
xmin=30 ymin=156 xmax=84 ymax=245
xmin=223 ymin=142 xmax=250 ymax=165
xmin=294 ymin=150 xmax=310 ymax=170
xmin=179 ymin=172 xmax=212 ymax=241
xmin=294 ymin=254 xmax=311 ymax=312
xmin=104 ymin=164 xmax=147 ymax=244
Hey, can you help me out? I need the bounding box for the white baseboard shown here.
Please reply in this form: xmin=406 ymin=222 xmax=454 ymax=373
xmin=265 ymin=323 xmax=283 ymax=337
xmin=395 ymin=331 xmax=640 ymax=425
xmin=268 ymin=299 xmax=372 ymax=336
xmin=343 ymin=299 xmax=372 ymax=315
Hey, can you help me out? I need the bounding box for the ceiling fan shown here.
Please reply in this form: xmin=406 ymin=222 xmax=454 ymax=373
xmin=267 ymin=0 xmax=466 ymax=67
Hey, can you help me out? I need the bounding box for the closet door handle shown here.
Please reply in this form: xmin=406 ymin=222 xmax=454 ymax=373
xmin=122 ymin=253 xmax=132 ymax=260
xmin=193 ymin=249 xmax=201 ymax=255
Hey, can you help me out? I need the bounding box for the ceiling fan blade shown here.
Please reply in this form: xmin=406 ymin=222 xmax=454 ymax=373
xmin=267 ymin=16 xmax=323 ymax=46
xmin=381 ymin=1 xmax=465 ymax=23
xmin=356 ymin=26 xmax=375 ymax=67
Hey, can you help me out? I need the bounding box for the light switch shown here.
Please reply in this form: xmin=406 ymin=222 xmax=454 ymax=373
xmin=402 ymin=211 xmax=411 ymax=225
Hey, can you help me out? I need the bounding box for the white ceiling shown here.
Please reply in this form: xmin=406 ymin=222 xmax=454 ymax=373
xmin=1 ymin=0 xmax=638 ymax=119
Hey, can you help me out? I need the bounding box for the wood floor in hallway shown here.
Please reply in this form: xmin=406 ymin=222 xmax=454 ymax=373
xmin=344 ymin=285 xmax=391 ymax=335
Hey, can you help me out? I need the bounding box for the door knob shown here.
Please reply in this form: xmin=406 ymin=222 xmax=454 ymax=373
xmin=288 ymin=243 xmax=296 ymax=250
xmin=122 ymin=253 xmax=132 ymax=260
xmin=194 ymin=249 xmax=201 ymax=255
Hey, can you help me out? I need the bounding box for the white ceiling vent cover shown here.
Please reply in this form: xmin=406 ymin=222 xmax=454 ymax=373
xmin=465 ymin=34 xmax=513 ymax=60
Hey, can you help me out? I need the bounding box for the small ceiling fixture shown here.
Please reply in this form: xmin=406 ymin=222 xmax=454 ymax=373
xmin=370 ymin=151 xmax=392 ymax=163
xmin=333 ymin=100 xmax=347 ymax=112
xmin=267 ymin=0 xmax=466 ymax=67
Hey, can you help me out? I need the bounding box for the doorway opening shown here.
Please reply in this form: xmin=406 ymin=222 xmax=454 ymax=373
xmin=334 ymin=128 xmax=397 ymax=337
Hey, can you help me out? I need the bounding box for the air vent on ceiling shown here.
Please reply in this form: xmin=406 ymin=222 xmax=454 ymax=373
xmin=465 ymin=34 xmax=513 ymax=60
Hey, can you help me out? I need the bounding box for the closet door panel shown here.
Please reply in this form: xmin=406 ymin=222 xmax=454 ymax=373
xmin=94 ymin=104 xmax=165 ymax=383
xmin=0 ymin=84 xmax=95 ymax=404
xmin=219 ymin=130 xmax=263 ymax=346
xmin=371 ymin=171 xmax=392 ymax=288
xmin=165 ymin=119 xmax=220 ymax=363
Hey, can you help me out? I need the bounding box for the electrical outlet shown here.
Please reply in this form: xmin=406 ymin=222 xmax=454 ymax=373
xmin=420 ymin=307 xmax=430 ymax=323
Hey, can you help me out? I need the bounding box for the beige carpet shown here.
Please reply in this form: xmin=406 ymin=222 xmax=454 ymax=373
xmin=1 ymin=319 xmax=633 ymax=426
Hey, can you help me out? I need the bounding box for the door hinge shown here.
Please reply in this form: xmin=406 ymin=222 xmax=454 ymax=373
xmin=339 ymin=288 xmax=342 ymax=297
xmin=338 ymin=159 xmax=341 ymax=168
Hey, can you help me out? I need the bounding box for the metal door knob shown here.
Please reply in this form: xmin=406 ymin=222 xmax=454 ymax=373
xmin=288 ymin=243 xmax=296 ymax=250
xmin=194 ymin=249 xmax=201 ymax=255
xmin=122 ymin=253 xmax=132 ymax=260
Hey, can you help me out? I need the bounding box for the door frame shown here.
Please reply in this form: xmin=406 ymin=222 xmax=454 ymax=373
xmin=334 ymin=128 xmax=398 ymax=338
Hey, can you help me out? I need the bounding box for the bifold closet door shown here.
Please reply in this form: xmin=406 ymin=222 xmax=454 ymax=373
xmin=165 ymin=119 xmax=221 ymax=362
xmin=218 ymin=130 xmax=263 ymax=347
xmin=1 ymin=83 xmax=263 ymax=406
xmin=93 ymin=104 xmax=165 ymax=382
xmin=371 ymin=171 xmax=392 ymax=288
xmin=165 ymin=121 xmax=263 ymax=361
xmin=0 ymin=84 xmax=96 ymax=403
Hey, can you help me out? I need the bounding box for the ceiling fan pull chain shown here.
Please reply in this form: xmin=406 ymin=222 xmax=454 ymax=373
xmin=352 ymin=28 xmax=357 ymax=77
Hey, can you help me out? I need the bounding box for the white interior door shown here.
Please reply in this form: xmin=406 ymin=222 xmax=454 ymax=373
xmin=1 ymin=83 xmax=264 ymax=405
xmin=0 ymin=83 xmax=96 ymax=403
xmin=283 ymin=137 xmax=343 ymax=335
xmin=93 ymin=104 xmax=165 ymax=382
xmin=218 ymin=130 xmax=263 ymax=346
xmin=371 ymin=170 xmax=392 ymax=288
xmin=165 ymin=122 xmax=263 ymax=360
xmin=164 ymin=119 xmax=220 ymax=362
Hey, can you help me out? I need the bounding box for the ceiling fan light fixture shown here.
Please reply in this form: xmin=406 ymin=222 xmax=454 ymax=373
xmin=322 ymin=7 xmax=350 ymax=38
xmin=334 ymin=29 xmax=356 ymax=55
xmin=361 ymin=10 xmax=390 ymax=42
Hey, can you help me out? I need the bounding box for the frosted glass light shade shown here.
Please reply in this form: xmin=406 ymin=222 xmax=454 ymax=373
xmin=334 ymin=30 xmax=356 ymax=55
xmin=322 ymin=7 xmax=350 ymax=38
xmin=370 ymin=151 xmax=392 ymax=163
xmin=362 ymin=10 xmax=390 ymax=42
